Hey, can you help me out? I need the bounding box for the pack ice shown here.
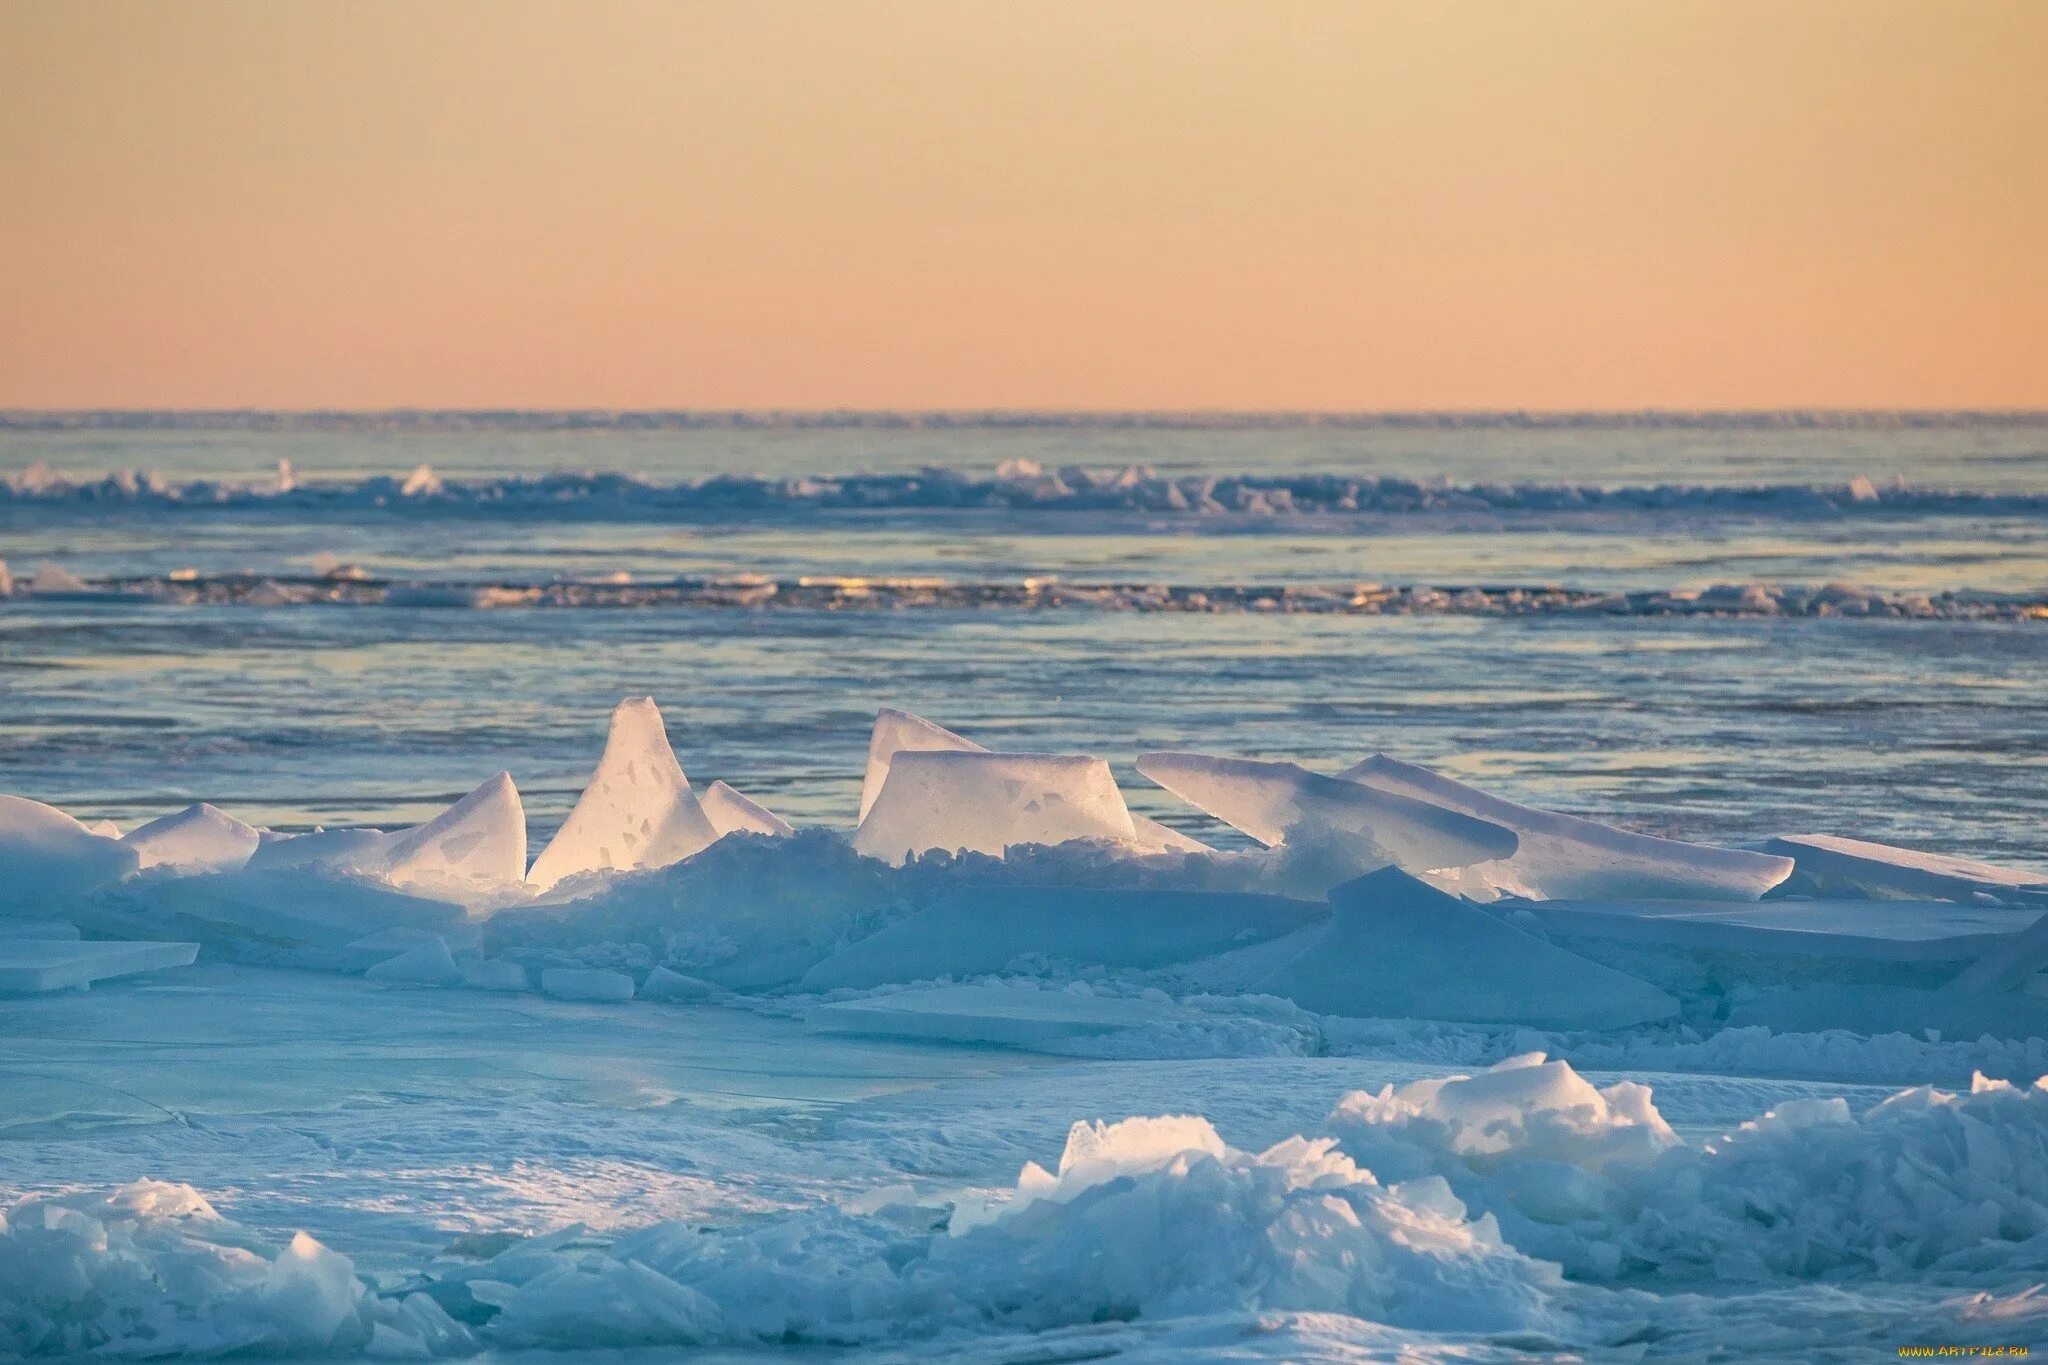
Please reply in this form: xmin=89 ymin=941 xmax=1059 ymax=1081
xmin=527 ymin=698 xmax=718 ymax=889
xmin=1340 ymin=753 xmax=1793 ymax=901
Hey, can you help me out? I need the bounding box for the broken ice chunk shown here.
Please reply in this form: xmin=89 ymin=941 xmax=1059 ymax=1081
xmin=1339 ymin=754 xmax=1791 ymax=902
xmin=375 ymin=773 xmax=528 ymax=891
xmin=0 ymin=939 xmax=198 ymax=995
xmin=0 ymin=793 xmax=140 ymax=909
xmin=1758 ymin=832 xmax=2048 ymax=904
xmin=700 ymin=781 xmax=794 ymax=838
xmin=122 ymin=803 xmax=262 ymax=874
xmin=541 ymin=966 xmax=634 ymax=1003
xmin=853 ymin=750 xmax=1138 ymax=865
xmin=527 ymin=698 xmax=719 ymax=889
xmin=1136 ymin=752 xmax=1515 ymax=877
xmin=364 ymin=937 xmax=461 ymax=986
xmin=863 ymin=707 xmax=1210 ymax=853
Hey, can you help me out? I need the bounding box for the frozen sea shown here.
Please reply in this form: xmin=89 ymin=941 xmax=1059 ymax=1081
xmin=3 ymin=414 xmax=2048 ymax=1359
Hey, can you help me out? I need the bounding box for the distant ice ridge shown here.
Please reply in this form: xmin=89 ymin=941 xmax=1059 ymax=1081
xmin=15 ymin=1060 xmax=2048 ymax=1357
xmin=7 ymin=460 xmax=2047 ymax=520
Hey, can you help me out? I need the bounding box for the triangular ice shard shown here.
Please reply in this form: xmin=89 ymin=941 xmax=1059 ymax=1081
xmin=864 ymin=707 xmax=1211 ymax=854
xmin=376 ymin=773 xmax=528 ymax=890
xmin=853 ymin=750 xmax=1138 ymax=866
xmin=1254 ymin=867 xmax=1677 ymax=1029
xmin=1340 ymin=754 xmax=1791 ymax=902
xmin=122 ymin=803 xmax=262 ymax=874
xmin=1136 ymin=752 xmax=1516 ymax=876
xmin=701 ymin=781 xmax=794 ymax=838
xmin=527 ymin=698 xmax=718 ymax=889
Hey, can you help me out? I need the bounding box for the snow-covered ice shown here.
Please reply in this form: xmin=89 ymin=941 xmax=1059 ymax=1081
xmin=855 ymin=750 xmax=1138 ymax=864
xmin=0 ymin=794 xmax=139 ymax=911
xmin=526 ymin=697 xmax=718 ymax=889
xmin=1340 ymin=753 xmax=1793 ymax=901
xmin=120 ymin=802 xmax=261 ymax=874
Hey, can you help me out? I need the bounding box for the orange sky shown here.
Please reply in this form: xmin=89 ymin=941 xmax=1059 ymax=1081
xmin=1 ymin=0 xmax=2042 ymax=410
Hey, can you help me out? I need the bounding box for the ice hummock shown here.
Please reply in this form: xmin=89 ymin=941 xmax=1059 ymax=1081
xmin=699 ymin=781 xmax=794 ymax=838
xmin=1341 ymin=753 xmax=1793 ymax=902
xmin=527 ymin=698 xmax=719 ymax=889
xmin=0 ymin=1181 xmax=472 ymax=1358
xmin=801 ymin=884 xmax=1328 ymax=992
xmin=864 ymin=708 xmax=1209 ymax=854
xmin=1253 ymin=867 xmax=1678 ymax=1029
xmin=854 ymin=750 xmax=1138 ymax=865
xmin=121 ymin=802 xmax=262 ymax=874
xmin=1136 ymin=751 xmax=1516 ymax=880
xmin=1760 ymin=832 xmax=2048 ymax=904
xmin=375 ymin=773 xmax=528 ymax=892
xmin=0 ymin=794 xmax=140 ymax=910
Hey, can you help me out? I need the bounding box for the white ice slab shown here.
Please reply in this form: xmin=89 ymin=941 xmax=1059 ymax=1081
xmin=1253 ymin=868 xmax=1678 ymax=1029
xmin=0 ymin=794 xmax=140 ymax=907
xmin=1524 ymin=898 xmax=2042 ymax=963
xmin=365 ymin=937 xmax=462 ymax=986
xmin=122 ymin=803 xmax=262 ymax=874
xmin=700 ymin=781 xmax=794 ymax=838
xmin=527 ymin=698 xmax=719 ymax=889
xmin=245 ymin=827 xmax=397 ymax=874
xmin=862 ymin=708 xmax=1209 ymax=854
xmin=853 ymin=751 xmax=1138 ymax=865
xmin=807 ymin=983 xmax=1184 ymax=1049
xmin=1758 ymin=833 xmax=2048 ymax=904
xmin=801 ymin=885 xmax=1329 ymax=991
xmin=1338 ymin=754 xmax=1793 ymax=902
xmin=1136 ymin=752 xmax=1516 ymax=879
xmin=0 ymin=939 xmax=198 ymax=995
xmin=376 ymin=773 xmax=528 ymax=891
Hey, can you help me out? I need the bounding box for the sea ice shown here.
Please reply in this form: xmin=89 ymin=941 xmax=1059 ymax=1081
xmin=375 ymin=773 xmax=528 ymax=891
xmin=862 ymin=708 xmax=1209 ymax=854
xmin=1759 ymin=832 xmax=2048 ymax=904
xmin=1523 ymin=897 xmax=2041 ymax=962
xmin=363 ymin=936 xmax=462 ymax=986
xmin=0 ymin=794 xmax=140 ymax=910
xmin=807 ymin=982 xmax=1188 ymax=1048
xmin=84 ymin=868 xmax=469 ymax=952
xmin=541 ymin=966 xmax=635 ymax=1003
xmin=0 ymin=939 xmax=198 ymax=995
xmin=699 ymin=781 xmax=794 ymax=838
xmin=460 ymin=957 xmax=531 ymax=991
xmin=120 ymin=802 xmax=261 ymax=874
xmin=1253 ymin=867 xmax=1678 ymax=1029
xmin=527 ymin=698 xmax=719 ymax=889
xmin=853 ymin=751 xmax=1138 ymax=865
xmin=27 ymin=561 xmax=90 ymax=594
xmin=640 ymin=965 xmax=723 ymax=1002
xmin=1725 ymin=984 xmax=2048 ymax=1043
xmin=1136 ymin=752 xmax=1516 ymax=879
xmin=1338 ymin=754 xmax=1792 ymax=901
xmin=801 ymin=885 xmax=1328 ymax=991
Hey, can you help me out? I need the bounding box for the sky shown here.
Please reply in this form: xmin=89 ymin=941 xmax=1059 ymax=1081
xmin=1 ymin=1 xmax=2043 ymax=411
